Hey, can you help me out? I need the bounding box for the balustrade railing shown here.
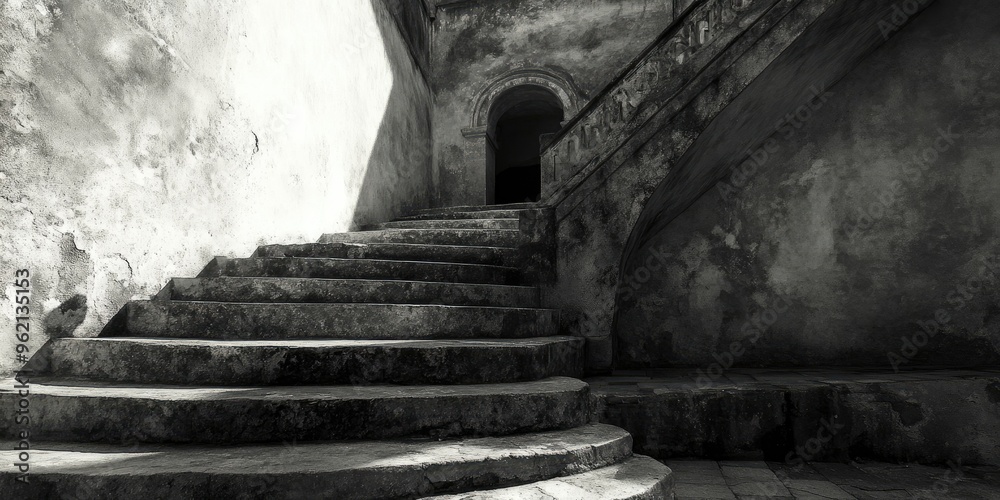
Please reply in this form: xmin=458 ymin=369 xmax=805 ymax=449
xmin=541 ymin=0 xmax=762 ymax=204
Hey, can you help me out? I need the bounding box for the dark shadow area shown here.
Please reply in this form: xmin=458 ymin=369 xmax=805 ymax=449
xmin=494 ymin=164 xmax=541 ymax=204
xmin=350 ymin=0 xmax=435 ymax=230
xmin=493 ymin=107 xmax=562 ymax=204
xmin=43 ymin=294 xmax=88 ymax=339
xmin=488 ymin=87 xmax=564 ymax=204
xmin=14 ymin=294 xmax=89 ymax=376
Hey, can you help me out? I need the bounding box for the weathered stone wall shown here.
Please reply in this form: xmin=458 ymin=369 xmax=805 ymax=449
xmin=431 ymin=0 xmax=677 ymax=206
xmin=617 ymin=0 xmax=1000 ymax=369
xmin=545 ymin=0 xmax=901 ymax=373
xmin=0 ymin=0 xmax=433 ymax=377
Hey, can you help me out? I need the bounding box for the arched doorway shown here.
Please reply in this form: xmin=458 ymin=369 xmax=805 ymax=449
xmin=485 ymin=86 xmax=565 ymax=204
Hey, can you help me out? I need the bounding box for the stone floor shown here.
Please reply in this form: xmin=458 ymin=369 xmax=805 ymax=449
xmin=665 ymin=459 xmax=1000 ymax=499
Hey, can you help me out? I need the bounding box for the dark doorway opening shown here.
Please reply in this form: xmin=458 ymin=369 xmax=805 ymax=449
xmin=487 ymin=86 xmax=564 ymax=204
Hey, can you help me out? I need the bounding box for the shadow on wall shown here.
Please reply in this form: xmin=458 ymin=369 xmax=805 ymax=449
xmin=44 ymin=294 xmax=88 ymax=339
xmin=0 ymin=0 xmax=434 ymax=378
xmin=16 ymin=294 xmax=87 ymax=375
xmin=349 ymin=0 xmax=433 ymax=230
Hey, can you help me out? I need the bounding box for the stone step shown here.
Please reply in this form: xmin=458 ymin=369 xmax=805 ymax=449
xmin=397 ymin=209 xmax=525 ymax=221
xmin=200 ymin=257 xmax=520 ymax=285
xmin=0 ymin=377 xmax=590 ymax=444
xmin=378 ymin=218 xmax=519 ymax=230
xmin=414 ymin=203 xmax=540 ymax=215
xmin=122 ymin=301 xmax=559 ymax=340
xmin=163 ymin=277 xmax=540 ymax=307
xmin=423 ymin=455 xmax=673 ymax=500
xmin=45 ymin=337 xmax=585 ymax=385
xmin=254 ymin=241 xmax=516 ymax=266
xmin=0 ymin=424 xmax=631 ymax=499
xmin=319 ymin=228 xmax=521 ymax=247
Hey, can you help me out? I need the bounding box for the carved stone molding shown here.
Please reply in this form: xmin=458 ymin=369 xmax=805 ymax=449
xmin=468 ymin=68 xmax=581 ymax=130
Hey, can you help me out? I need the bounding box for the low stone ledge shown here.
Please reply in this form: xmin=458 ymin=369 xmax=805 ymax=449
xmin=589 ymin=368 xmax=1000 ymax=466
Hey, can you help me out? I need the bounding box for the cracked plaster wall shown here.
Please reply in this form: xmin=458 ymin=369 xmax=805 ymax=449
xmin=0 ymin=0 xmax=433 ymax=376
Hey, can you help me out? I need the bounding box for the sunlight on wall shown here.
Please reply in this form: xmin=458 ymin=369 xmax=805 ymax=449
xmin=229 ymin=1 xmax=394 ymax=235
xmin=0 ymin=0 xmax=427 ymax=376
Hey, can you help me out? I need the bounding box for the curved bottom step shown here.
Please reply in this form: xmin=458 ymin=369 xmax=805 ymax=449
xmin=422 ymin=455 xmax=674 ymax=500
xmin=0 ymin=377 xmax=588 ymax=443
xmin=0 ymin=424 xmax=632 ymax=499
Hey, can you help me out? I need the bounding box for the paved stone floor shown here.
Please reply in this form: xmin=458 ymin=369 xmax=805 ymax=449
xmin=664 ymin=459 xmax=1000 ymax=499
xmin=591 ymin=368 xmax=1000 ymax=392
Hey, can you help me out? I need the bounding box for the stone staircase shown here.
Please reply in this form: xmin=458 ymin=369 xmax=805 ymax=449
xmin=1 ymin=205 xmax=673 ymax=499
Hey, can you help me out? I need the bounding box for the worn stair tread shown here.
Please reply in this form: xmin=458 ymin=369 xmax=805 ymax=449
xmin=201 ymin=257 xmax=520 ymax=285
xmin=164 ymin=277 xmax=540 ymax=307
xmin=46 ymin=336 xmax=585 ymax=385
xmin=52 ymin=336 xmax=582 ymax=348
xmin=0 ymin=424 xmax=632 ymax=500
xmin=254 ymin=241 xmax=516 ymax=265
xmin=422 ymin=455 xmax=672 ymax=500
xmin=123 ymin=301 xmax=559 ymax=340
xmin=2 ymin=376 xmax=587 ymax=400
xmin=0 ymin=377 xmax=590 ymax=443
xmin=378 ymin=218 xmax=519 ymax=230
xmin=319 ymin=228 xmax=521 ymax=248
xmin=415 ymin=203 xmax=540 ymax=215
xmin=397 ymin=209 xmax=525 ymax=221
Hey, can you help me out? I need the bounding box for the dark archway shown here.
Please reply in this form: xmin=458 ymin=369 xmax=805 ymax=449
xmin=486 ymin=86 xmax=564 ymax=204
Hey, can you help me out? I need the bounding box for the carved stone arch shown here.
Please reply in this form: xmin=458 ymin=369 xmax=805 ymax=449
xmin=460 ymin=68 xmax=582 ymax=204
xmin=464 ymin=68 xmax=582 ymax=136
